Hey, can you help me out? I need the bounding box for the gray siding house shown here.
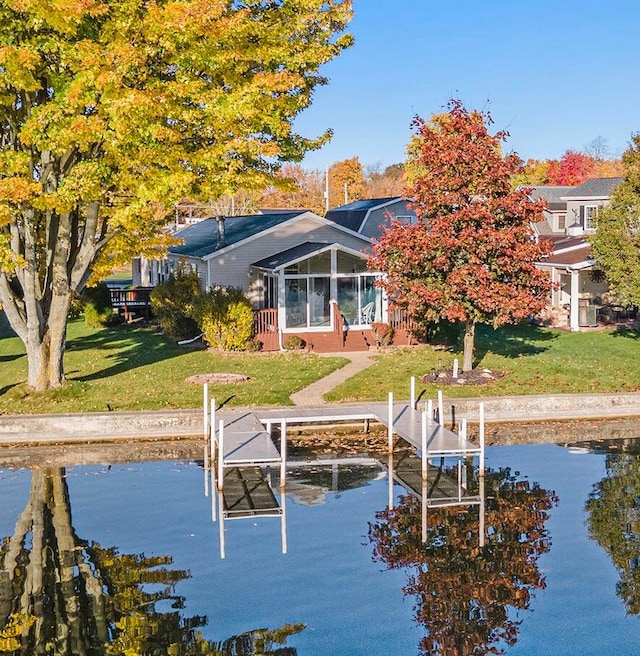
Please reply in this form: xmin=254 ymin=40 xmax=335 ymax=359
xmin=139 ymin=199 xmax=417 ymax=351
xmin=532 ymin=178 xmax=623 ymax=331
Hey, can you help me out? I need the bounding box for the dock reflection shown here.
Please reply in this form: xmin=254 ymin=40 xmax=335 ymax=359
xmin=205 ymin=450 xmax=486 ymax=558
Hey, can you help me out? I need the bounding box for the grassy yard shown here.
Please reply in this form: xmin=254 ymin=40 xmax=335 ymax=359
xmin=0 ymin=317 xmax=347 ymax=414
xmin=326 ymin=323 xmax=640 ymax=403
xmin=1 ymin=316 xmax=639 ymax=415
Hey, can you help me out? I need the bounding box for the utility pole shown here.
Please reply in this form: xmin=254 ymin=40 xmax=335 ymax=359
xmin=324 ymin=164 xmax=329 ymax=213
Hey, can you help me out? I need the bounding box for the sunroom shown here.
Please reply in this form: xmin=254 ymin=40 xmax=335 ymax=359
xmin=251 ymin=242 xmax=385 ymax=332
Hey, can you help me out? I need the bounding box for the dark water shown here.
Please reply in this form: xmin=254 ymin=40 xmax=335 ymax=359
xmin=1 ymin=439 xmax=640 ymax=655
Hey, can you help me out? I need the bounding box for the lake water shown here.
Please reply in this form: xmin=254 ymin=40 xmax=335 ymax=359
xmin=1 ymin=436 xmax=640 ymax=655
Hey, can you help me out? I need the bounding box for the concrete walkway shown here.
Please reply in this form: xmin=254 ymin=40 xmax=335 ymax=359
xmin=290 ymin=351 xmax=376 ymax=407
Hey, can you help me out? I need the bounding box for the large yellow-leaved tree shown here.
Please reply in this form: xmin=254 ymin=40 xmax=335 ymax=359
xmin=0 ymin=0 xmax=352 ymax=390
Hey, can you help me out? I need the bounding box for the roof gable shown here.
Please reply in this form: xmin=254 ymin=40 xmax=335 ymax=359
xmin=252 ymin=242 xmax=361 ymax=271
xmin=561 ymin=177 xmax=623 ymax=199
xmin=169 ymin=211 xmax=312 ymax=259
xmin=325 ymin=197 xmax=404 ymax=232
xmin=529 ymin=186 xmax=574 ymax=204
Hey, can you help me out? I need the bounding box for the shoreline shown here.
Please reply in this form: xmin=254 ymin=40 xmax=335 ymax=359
xmin=1 ymin=391 xmax=640 ymax=446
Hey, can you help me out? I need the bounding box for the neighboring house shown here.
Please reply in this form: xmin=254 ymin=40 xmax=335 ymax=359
xmin=136 ymin=199 xmax=417 ymax=351
xmin=532 ymin=177 xmax=622 ymax=331
xmin=324 ymin=197 xmax=416 ymax=238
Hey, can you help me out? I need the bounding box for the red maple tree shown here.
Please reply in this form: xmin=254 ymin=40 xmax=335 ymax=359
xmin=369 ymin=100 xmax=553 ymax=371
xmin=546 ymin=150 xmax=597 ymax=185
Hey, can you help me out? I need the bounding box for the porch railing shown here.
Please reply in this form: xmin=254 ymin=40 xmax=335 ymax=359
xmin=108 ymin=287 xmax=153 ymax=320
xmin=253 ymin=308 xmax=280 ymax=351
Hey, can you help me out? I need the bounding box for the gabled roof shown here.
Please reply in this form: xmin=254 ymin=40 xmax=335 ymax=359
xmin=325 ymin=197 xmax=405 ymax=232
xmin=529 ymin=186 xmax=574 ymax=204
xmin=252 ymin=241 xmax=367 ymax=271
xmin=561 ymin=177 xmax=623 ymax=199
xmin=169 ymin=211 xmax=311 ymax=259
xmin=252 ymin=242 xmax=332 ymax=270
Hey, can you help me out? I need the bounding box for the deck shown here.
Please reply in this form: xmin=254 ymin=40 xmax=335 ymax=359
xmin=204 ymin=384 xmax=484 ymax=496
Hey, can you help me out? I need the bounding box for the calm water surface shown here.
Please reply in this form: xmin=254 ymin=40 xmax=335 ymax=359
xmin=1 ymin=438 xmax=640 ymax=655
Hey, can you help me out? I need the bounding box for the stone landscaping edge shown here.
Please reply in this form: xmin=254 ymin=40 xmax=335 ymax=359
xmin=1 ymin=391 xmax=640 ymax=445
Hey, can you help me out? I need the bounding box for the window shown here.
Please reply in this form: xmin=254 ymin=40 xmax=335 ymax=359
xmin=584 ymin=205 xmax=599 ymax=231
xmin=285 ymin=276 xmax=330 ymax=328
xmin=336 ymin=274 xmax=382 ymax=326
xmin=336 ymin=250 xmax=366 ymax=273
xmin=557 ymin=213 xmax=566 ymax=231
xmin=262 ymin=274 xmax=277 ymax=309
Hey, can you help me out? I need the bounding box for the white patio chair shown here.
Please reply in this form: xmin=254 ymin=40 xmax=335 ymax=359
xmin=358 ymin=301 xmax=375 ymax=325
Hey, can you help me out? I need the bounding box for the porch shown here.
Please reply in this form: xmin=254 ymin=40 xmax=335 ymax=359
xmin=252 ymin=305 xmax=416 ymax=352
xmin=250 ymin=242 xmax=416 ymax=352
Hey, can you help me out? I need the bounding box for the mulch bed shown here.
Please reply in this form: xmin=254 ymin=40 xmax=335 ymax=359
xmin=421 ymin=367 xmax=506 ymax=386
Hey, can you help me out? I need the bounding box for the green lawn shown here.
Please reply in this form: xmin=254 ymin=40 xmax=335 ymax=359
xmin=0 ymin=318 xmax=347 ymax=414
xmin=326 ymin=323 xmax=640 ymax=402
xmin=1 ymin=318 xmax=639 ymax=415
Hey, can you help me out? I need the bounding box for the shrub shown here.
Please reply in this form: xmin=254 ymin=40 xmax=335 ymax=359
xmin=82 ymin=283 xmax=119 ymax=328
xmin=283 ymin=335 xmax=306 ymax=350
xmin=193 ymin=286 xmax=254 ymax=351
xmin=68 ymin=295 xmax=83 ymax=320
xmin=245 ymin=337 xmax=263 ymax=352
xmin=371 ymin=322 xmax=394 ymax=347
xmin=150 ymin=268 xmax=201 ymax=340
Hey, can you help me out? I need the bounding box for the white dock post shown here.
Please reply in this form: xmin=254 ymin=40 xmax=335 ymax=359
xmin=280 ymin=420 xmax=287 ymax=488
xmin=421 ymin=478 xmax=428 ymax=543
xmin=427 ymin=399 xmax=433 ymax=421
xmin=219 ymin=490 xmax=226 ymax=559
xmin=479 ymin=470 xmax=486 ymax=548
xmin=459 ymin=417 xmax=467 ymax=441
xmin=388 ymin=391 xmax=394 ymax=452
xmin=410 ymin=376 xmax=416 ymax=410
xmin=210 ymin=398 xmax=216 ymax=461
xmin=421 ymin=409 xmax=427 ymax=481
xmin=388 ymin=451 xmax=394 ymax=510
xmin=203 ymin=442 xmax=209 ymax=497
xmin=479 ymin=402 xmax=485 ymax=474
xmin=211 ymin=469 xmax=216 ymax=522
xmin=217 ymin=419 xmax=224 ymax=491
xmin=453 ymin=358 xmax=459 ymax=379
xmin=203 ymin=382 xmax=209 ymax=440
xmin=281 ymin=489 xmax=288 ymax=555
xmin=437 ymin=390 xmax=444 ymax=426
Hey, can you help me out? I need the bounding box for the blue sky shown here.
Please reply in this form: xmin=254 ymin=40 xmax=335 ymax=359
xmin=295 ymin=0 xmax=640 ymax=171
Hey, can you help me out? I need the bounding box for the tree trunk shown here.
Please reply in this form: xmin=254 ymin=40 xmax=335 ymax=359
xmin=462 ymin=319 xmax=475 ymax=373
xmin=25 ymin=294 xmax=70 ymax=391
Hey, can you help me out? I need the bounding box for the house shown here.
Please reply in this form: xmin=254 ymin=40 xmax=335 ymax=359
xmin=142 ymin=198 xmax=417 ymax=351
xmin=532 ymin=177 xmax=623 ymax=331
xmin=324 ymin=197 xmax=416 ymax=237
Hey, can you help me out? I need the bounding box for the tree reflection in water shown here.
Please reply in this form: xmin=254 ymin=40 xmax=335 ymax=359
xmin=0 ymin=467 xmax=304 ymax=655
xmin=586 ymin=446 xmax=640 ymax=615
xmin=369 ymin=466 xmax=558 ymax=656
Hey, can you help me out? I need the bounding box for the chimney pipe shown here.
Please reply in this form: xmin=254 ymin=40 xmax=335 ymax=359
xmin=215 ymin=215 xmax=226 ymax=249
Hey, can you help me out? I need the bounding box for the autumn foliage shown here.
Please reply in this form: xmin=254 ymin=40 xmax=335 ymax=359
xmin=0 ymin=0 xmax=353 ymax=390
xmin=369 ymin=100 xmax=553 ymax=371
xmin=369 ymin=467 xmax=558 ymax=656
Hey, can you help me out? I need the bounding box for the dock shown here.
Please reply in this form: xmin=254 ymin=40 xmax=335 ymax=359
xmin=203 ymin=380 xmax=485 ymax=494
